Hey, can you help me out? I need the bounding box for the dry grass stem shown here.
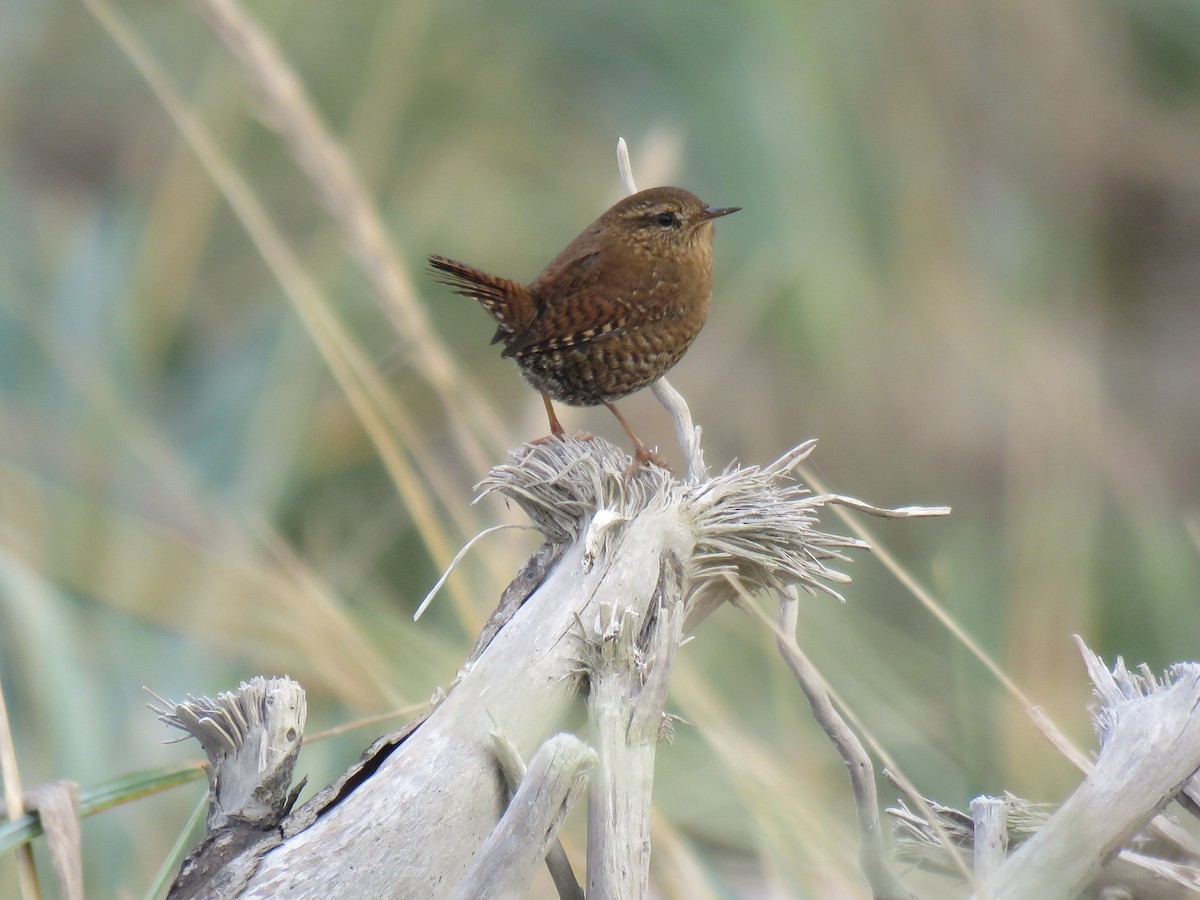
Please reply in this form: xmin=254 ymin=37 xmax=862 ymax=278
xmin=21 ymin=783 xmax=81 ymax=900
xmin=83 ymin=0 xmax=489 ymax=624
xmin=733 ymin=586 xmax=976 ymax=887
xmin=650 ymin=378 xmax=705 ymax=482
xmin=193 ymin=0 xmax=511 ymax=470
xmin=0 ymin=672 xmax=41 ymax=900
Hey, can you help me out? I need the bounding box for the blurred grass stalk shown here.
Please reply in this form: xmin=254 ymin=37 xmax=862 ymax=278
xmin=0 ymin=674 xmax=40 ymax=899
xmin=79 ymin=0 xmax=519 ymax=636
xmin=192 ymin=0 xmax=512 ymax=469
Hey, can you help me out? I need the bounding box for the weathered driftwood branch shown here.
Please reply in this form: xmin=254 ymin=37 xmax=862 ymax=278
xmin=151 ymin=677 xmax=307 ymax=899
xmin=888 ymin=638 xmax=1200 ymax=899
xmin=154 ymin=429 xmax=944 ymax=897
xmin=586 ymin=587 xmax=686 ymax=900
xmin=969 ymin=795 xmax=1008 ymax=884
xmin=249 ymin=436 xmax=885 ymax=897
xmin=489 ymin=732 xmax=586 ymax=900
xmin=453 ymin=733 xmax=595 ymax=899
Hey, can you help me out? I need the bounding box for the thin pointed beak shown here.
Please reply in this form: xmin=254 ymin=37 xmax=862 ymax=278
xmin=699 ymin=205 xmax=741 ymax=221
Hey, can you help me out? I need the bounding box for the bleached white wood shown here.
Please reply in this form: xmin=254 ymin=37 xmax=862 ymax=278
xmin=972 ymin=654 xmax=1200 ymax=900
xmin=970 ymin=796 xmax=1008 ymax=884
xmin=452 ymin=733 xmax=595 ymax=899
xmin=586 ymin=593 xmax=685 ymax=900
xmin=242 ymin=459 xmax=694 ymax=898
xmin=153 ymin=677 xmax=307 ymax=899
xmin=160 ymin=434 xmax=938 ymax=898
xmin=490 ymin=732 xmax=585 ymax=900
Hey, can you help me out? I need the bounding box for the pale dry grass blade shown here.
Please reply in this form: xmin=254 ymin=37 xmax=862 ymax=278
xmin=414 ymin=523 xmax=534 ymax=621
xmin=193 ymin=0 xmax=512 ymax=470
xmin=306 ymin=702 xmax=428 ymax=742
xmin=81 ymin=0 xmax=487 ymax=625
xmin=734 ymin=586 xmax=975 ymax=890
xmin=648 ymin=809 xmax=723 ymax=900
xmin=669 ymin=657 xmax=864 ymax=888
xmin=0 ymin=461 xmax=395 ymax=708
xmin=0 ymin=674 xmax=40 ymax=900
xmin=797 ymin=461 xmax=1092 ymax=772
xmin=24 ymin=783 xmax=81 ymax=900
xmin=144 ymin=148 xmax=505 ymax=589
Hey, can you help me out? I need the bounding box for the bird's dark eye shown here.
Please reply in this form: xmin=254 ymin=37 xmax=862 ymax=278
xmin=654 ymin=211 xmax=678 ymax=228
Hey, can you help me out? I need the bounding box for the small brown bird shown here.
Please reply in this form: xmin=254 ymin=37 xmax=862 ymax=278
xmin=429 ymin=186 xmax=739 ymax=468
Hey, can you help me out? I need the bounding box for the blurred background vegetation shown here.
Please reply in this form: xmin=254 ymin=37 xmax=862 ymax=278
xmin=2 ymin=0 xmax=1200 ymax=896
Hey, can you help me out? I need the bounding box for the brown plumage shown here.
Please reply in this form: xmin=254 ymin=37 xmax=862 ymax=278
xmin=429 ymin=186 xmax=739 ymax=468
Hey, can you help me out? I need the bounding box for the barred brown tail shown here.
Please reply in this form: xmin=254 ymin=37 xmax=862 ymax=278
xmin=427 ymin=255 xmax=534 ymax=343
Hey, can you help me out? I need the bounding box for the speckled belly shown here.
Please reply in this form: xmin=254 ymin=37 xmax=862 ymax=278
xmin=516 ymin=314 xmax=705 ymax=406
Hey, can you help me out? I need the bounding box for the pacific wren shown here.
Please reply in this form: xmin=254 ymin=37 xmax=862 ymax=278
xmin=429 ymin=186 xmax=739 ymax=468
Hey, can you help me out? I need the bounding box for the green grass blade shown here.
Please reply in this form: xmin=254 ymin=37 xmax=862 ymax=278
xmin=0 ymin=764 xmax=204 ymax=853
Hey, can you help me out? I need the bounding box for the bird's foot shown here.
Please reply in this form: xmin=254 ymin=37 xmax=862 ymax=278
xmin=624 ymin=443 xmax=672 ymax=477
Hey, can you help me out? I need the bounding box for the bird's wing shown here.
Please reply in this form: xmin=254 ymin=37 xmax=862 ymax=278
xmin=504 ymin=245 xmax=669 ymax=358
